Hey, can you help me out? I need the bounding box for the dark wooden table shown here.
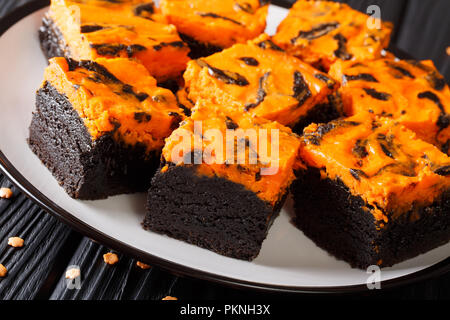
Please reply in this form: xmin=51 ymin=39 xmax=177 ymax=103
xmin=0 ymin=0 xmax=449 ymax=300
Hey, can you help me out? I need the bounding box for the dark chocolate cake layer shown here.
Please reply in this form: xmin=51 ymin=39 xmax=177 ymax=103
xmin=144 ymin=164 xmax=286 ymax=260
xmin=291 ymin=167 xmax=450 ymax=269
xmin=38 ymin=15 xmax=68 ymax=60
xmin=28 ymin=82 xmax=160 ymax=200
xmin=179 ymin=33 xmax=224 ymax=59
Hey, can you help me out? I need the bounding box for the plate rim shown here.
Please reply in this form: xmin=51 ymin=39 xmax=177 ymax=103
xmin=1 ymin=0 xmax=449 ymax=294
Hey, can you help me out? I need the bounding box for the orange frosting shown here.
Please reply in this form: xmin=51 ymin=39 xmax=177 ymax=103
xmin=183 ymin=34 xmax=339 ymax=127
xmin=329 ymin=59 xmax=450 ymax=155
xmin=48 ymin=0 xmax=190 ymax=82
xmin=273 ymin=0 xmax=393 ymax=71
xmin=300 ymin=114 xmax=450 ymax=222
xmin=43 ymin=57 xmax=185 ymax=152
xmin=175 ymin=87 xmax=195 ymax=113
xmin=160 ymin=0 xmax=268 ymax=48
xmin=161 ymin=100 xmax=302 ymax=205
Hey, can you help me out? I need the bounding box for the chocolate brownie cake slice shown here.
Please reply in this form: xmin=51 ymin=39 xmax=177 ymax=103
xmin=29 ymin=57 xmax=185 ymax=199
xmin=175 ymin=87 xmax=194 ymax=117
xmin=144 ymin=100 xmax=301 ymax=260
xmin=183 ymin=34 xmax=341 ymax=132
xmin=292 ymin=115 xmax=450 ymax=269
xmin=273 ymin=0 xmax=393 ymax=71
xmin=160 ymin=0 xmax=269 ymax=58
xmin=39 ymin=0 xmax=190 ymax=83
xmin=329 ymin=58 xmax=450 ymax=155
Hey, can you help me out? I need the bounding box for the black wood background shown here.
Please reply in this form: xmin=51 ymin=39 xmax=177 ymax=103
xmin=0 ymin=0 xmax=450 ymax=300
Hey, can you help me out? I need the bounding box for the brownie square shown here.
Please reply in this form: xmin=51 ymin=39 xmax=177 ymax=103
xmin=183 ymin=34 xmax=340 ymax=131
xmin=292 ymin=115 xmax=450 ymax=268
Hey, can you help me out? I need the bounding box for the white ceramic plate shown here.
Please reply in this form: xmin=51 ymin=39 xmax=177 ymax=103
xmin=0 ymin=0 xmax=449 ymax=293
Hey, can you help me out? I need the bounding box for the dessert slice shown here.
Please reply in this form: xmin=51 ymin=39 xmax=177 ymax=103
xmin=143 ymin=100 xmax=301 ymax=260
xmin=29 ymin=57 xmax=185 ymax=200
xmin=273 ymin=0 xmax=393 ymax=71
xmin=183 ymin=34 xmax=340 ymax=131
xmin=160 ymin=0 xmax=269 ymax=58
xmin=39 ymin=0 xmax=190 ymax=83
xmin=329 ymin=59 xmax=450 ymax=155
xmin=292 ymin=115 xmax=450 ymax=268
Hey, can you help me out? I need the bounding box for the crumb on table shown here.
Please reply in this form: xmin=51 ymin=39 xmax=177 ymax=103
xmin=0 ymin=264 xmax=7 ymax=277
xmin=103 ymin=252 xmax=119 ymax=265
xmin=136 ymin=261 xmax=151 ymax=270
xmin=0 ymin=187 xmax=13 ymax=199
xmin=8 ymin=237 xmax=24 ymax=248
xmin=162 ymin=296 xmax=178 ymax=300
xmin=65 ymin=268 xmax=81 ymax=280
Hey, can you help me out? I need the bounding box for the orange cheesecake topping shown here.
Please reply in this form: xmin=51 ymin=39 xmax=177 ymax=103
xmin=103 ymin=252 xmax=119 ymax=265
xmin=0 ymin=264 xmax=7 ymax=277
xmin=161 ymin=100 xmax=302 ymax=205
xmin=300 ymin=114 xmax=450 ymax=221
xmin=183 ymin=34 xmax=339 ymax=127
xmin=67 ymin=0 xmax=167 ymax=22
xmin=0 ymin=187 xmax=13 ymax=199
xmin=43 ymin=57 xmax=184 ymax=152
xmin=175 ymin=87 xmax=195 ymax=116
xmin=47 ymin=0 xmax=190 ymax=82
xmin=273 ymin=0 xmax=393 ymax=71
xmin=329 ymin=59 xmax=450 ymax=154
xmin=160 ymin=0 xmax=269 ymax=48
